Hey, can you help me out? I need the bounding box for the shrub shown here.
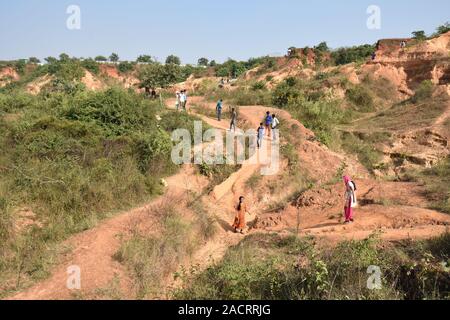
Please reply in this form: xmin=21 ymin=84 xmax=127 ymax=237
xmin=435 ymin=22 xmax=450 ymax=36
xmin=412 ymin=30 xmax=427 ymax=41
xmin=0 ymin=91 xmax=35 ymax=113
xmin=81 ymin=58 xmax=100 ymax=75
xmin=47 ymin=58 xmax=85 ymax=82
xmin=118 ymin=61 xmax=134 ymax=74
xmin=272 ymin=81 xmax=300 ymax=108
xmin=412 ymin=80 xmax=434 ymax=103
xmin=346 ymin=85 xmax=375 ymax=112
xmin=251 ymin=81 xmax=266 ymax=91
xmin=165 ymin=55 xmax=181 ymax=65
xmin=115 ymin=201 xmax=195 ymax=298
xmin=331 ymin=44 xmax=375 ymax=65
xmin=341 ymin=132 xmax=383 ymax=172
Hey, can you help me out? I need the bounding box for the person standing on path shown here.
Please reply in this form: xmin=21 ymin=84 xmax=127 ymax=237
xmin=230 ymin=107 xmax=237 ymax=131
xmin=271 ymin=114 xmax=280 ymax=140
xmin=179 ymin=90 xmax=186 ymax=111
xmin=264 ymin=112 xmax=273 ymax=138
xmin=257 ymin=123 xmax=265 ymax=149
xmin=175 ymin=91 xmax=181 ymax=111
xmin=232 ymin=196 xmax=249 ymax=234
xmin=183 ymin=90 xmax=188 ymax=111
xmin=343 ymin=176 xmax=357 ymax=224
xmin=216 ymin=99 xmax=223 ymax=121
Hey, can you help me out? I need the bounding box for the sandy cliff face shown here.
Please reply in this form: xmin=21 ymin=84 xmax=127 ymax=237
xmin=0 ymin=67 xmax=20 ymax=87
xmin=367 ymin=32 xmax=450 ymax=94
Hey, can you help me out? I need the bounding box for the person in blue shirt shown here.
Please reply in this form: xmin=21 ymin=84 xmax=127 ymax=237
xmin=264 ymin=111 xmax=273 ymax=137
xmin=216 ymin=99 xmax=223 ymax=121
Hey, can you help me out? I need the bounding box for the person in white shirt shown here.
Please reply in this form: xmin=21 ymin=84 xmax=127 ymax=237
xmin=175 ymin=91 xmax=181 ymax=111
xmin=179 ymin=90 xmax=186 ymax=111
xmin=271 ymin=114 xmax=280 ymax=140
xmin=182 ymin=90 xmax=188 ymax=111
xmin=343 ymin=176 xmax=357 ymax=224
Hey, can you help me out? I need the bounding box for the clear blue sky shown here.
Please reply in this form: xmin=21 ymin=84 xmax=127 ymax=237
xmin=1 ymin=0 xmax=449 ymax=64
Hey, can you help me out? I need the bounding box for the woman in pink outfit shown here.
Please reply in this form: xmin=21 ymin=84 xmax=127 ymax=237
xmin=343 ymin=176 xmax=357 ymax=224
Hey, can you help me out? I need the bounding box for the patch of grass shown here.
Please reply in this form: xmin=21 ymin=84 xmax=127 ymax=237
xmin=175 ymin=233 xmax=450 ymax=300
xmin=116 ymin=195 xmax=219 ymax=298
xmin=189 ymin=200 xmax=218 ymax=241
xmin=115 ymin=200 xmax=197 ymax=298
xmin=411 ymin=80 xmax=435 ymax=103
xmin=405 ymin=157 xmax=450 ymax=214
xmin=340 ymin=132 xmax=383 ymax=173
xmin=346 ymin=85 xmax=376 ymax=113
xmin=198 ymin=163 xmax=241 ymax=194
xmin=246 ymin=172 xmax=262 ymax=190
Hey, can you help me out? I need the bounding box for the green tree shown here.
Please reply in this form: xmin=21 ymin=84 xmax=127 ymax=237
xmin=109 ymin=53 xmax=120 ymax=63
xmin=412 ymin=30 xmax=427 ymax=41
xmin=315 ymin=42 xmax=329 ymax=52
xmin=45 ymin=56 xmax=58 ymax=64
xmin=209 ymin=60 xmax=217 ymax=67
xmin=14 ymin=59 xmax=27 ymax=75
xmin=95 ymin=55 xmax=108 ymax=62
xmin=136 ymin=55 xmax=153 ymax=63
xmin=28 ymin=57 xmax=41 ymax=64
xmin=81 ymin=58 xmax=100 ymax=74
xmin=165 ymin=55 xmax=181 ymax=65
xmin=59 ymin=53 xmax=70 ymax=62
xmin=435 ymin=22 xmax=450 ymax=35
xmin=197 ymin=57 xmax=209 ymax=66
xmin=331 ymin=44 xmax=375 ymax=65
xmin=138 ymin=63 xmax=182 ymax=91
xmin=118 ymin=61 xmax=134 ymax=73
xmin=215 ymin=59 xmax=247 ymax=78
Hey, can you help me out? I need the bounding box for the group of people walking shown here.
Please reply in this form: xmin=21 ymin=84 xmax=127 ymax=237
xmin=187 ymin=97 xmax=358 ymax=234
xmin=217 ymin=100 xmax=281 ymax=148
xmin=257 ymin=111 xmax=280 ymax=148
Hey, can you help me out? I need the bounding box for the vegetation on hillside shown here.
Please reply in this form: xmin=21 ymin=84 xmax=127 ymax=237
xmin=0 ymin=87 xmax=202 ymax=295
xmin=174 ymin=233 xmax=450 ymax=300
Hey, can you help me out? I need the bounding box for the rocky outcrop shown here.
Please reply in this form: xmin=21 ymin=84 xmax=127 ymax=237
xmin=0 ymin=67 xmax=20 ymax=87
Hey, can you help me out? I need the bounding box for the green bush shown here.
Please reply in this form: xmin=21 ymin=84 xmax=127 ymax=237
xmin=434 ymin=22 xmax=450 ymax=36
xmin=118 ymin=61 xmax=134 ymax=74
xmin=81 ymin=58 xmax=100 ymax=75
xmin=47 ymin=58 xmax=85 ymax=82
xmin=341 ymin=132 xmax=383 ymax=172
xmin=331 ymin=44 xmax=375 ymax=65
xmin=412 ymin=80 xmax=434 ymax=103
xmin=346 ymin=85 xmax=375 ymax=112
xmin=251 ymin=81 xmax=266 ymax=91
xmin=0 ymin=91 xmax=35 ymax=113
xmin=272 ymin=81 xmax=301 ymax=108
